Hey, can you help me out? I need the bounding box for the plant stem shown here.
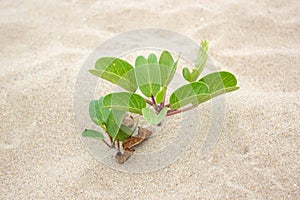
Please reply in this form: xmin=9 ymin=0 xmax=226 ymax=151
xmin=165 ymin=103 xmax=170 ymax=108
xmin=102 ymin=139 xmax=112 ymax=148
xmin=102 ymin=127 xmax=113 ymax=147
xmin=145 ymin=98 xmax=153 ymax=106
xmin=117 ymin=140 xmax=120 ymax=151
xmin=108 ymin=135 xmax=113 ymax=145
xmin=151 ymin=95 xmax=157 ymax=105
xmin=151 ymin=95 xmax=160 ymax=112
xmin=166 ymin=105 xmax=197 ymax=116
xmin=103 ymin=124 xmax=112 ymax=143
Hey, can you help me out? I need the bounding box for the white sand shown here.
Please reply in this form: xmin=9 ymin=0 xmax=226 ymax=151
xmin=1 ymin=0 xmax=299 ymax=199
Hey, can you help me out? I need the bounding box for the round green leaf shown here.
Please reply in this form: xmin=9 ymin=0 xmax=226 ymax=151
xmin=198 ymin=71 xmax=239 ymax=97
xmin=169 ymin=82 xmax=210 ymax=110
xmin=102 ymin=92 xmax=146 ymax=114
xmin=159 ymin=51 xmax=178 ymax=86
xmin=135 ymin=55 xmax=161 ymax=97
xmin=90 ymin=57 xmax=137 ymax=92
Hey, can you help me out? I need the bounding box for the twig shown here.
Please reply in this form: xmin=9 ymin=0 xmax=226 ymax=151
xmin=122 ymin=126 xmax=152 ymax=150
xmin=115 ymin=127 xmax=153 ymax=164
xmin=115 ymin=149 xmax=134 ymax=164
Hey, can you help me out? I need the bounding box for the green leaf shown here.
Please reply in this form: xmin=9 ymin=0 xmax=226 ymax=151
xmin=155 ymin=86 xmax=166 ymax=104
xmin=199 ymin=71 xmax=239 ymax=97
xmin=90 ymin=57 xmax=137 ymax=92
xmin=102 ymin=92 xmax=146 ymax=114
xmin=183 ymin=40 xmax=209 ymax=82
xmin=106 ymin=110 xmax=126 ymax=140
xmin=97 ymin=97 xmax=110 ymax=123
xmin=82 ymin=129 xmax=104 ymax=140
xmin=148 ymin=53 xmax=158 ymax=64
xmin=159 ymin=51 xmax=174 ymax=68
xmin=89 ymin=97 xmax=110 ymax=126
xmin=89 ymin=100 xmax=101 ymax=125
xmin=169 ymin=82 xmax=210 ymax=110
xmin=105 ymin=110 xmax=138 ymax=141
xmin=135 ymin=55 xmax=161 ymax=97
xmin=116 ymin=123 xmax=137 ymax=142
xmin=182 ymin=68 xmax=200 ymax=82
xmin=142 ymin=107 xmax=168 ymax=125
xmin=172 ymin=71 xmax=239 ymax=110
xmin=195 ymin=40 xmax=209 ymax=72
xmin=159 ymin=51 xmax=178 ymax=86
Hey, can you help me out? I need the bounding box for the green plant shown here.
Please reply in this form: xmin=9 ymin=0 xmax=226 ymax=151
xmin=82 ymin=40 xmax=239 ymax=163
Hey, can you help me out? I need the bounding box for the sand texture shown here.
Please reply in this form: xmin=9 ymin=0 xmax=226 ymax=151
xmin=1 ymin=0 xmax=299 ymax=199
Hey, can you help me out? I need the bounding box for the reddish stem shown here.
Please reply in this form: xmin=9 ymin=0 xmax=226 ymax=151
xmin=151 ymin=95 xmax=160 ymax=112
xmin=166 ymin=105 xmax=197 ymax=116
xmin=151 ymin=95 xmax=157 ymax=105
xmin=145 ymin=98 xmax=153 ymax=106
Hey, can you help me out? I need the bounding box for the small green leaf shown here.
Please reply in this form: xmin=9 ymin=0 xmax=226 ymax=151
xmin=102 ymin=92 xmax=146 ymax=114
xmin=155 ymin=86 xmax=166 ymax=104
xmin=182 ymin=40 xmax=209 ymax=82
xmin=82 ymin=129 xmax=104 ymax=140
xmin=148 ymin=53 xmax=158 ymax=64
xmin=135 ymin=55 xmax=161 ymax=97
xmin=159 ymin=51 xmax=178 ymax=86
xmin=89 ymin=100 xmax=100 ymax=125
xmin=199 ymin=71 xmax=239 ymax=97
xmin=89 ymin=97 xmax=110 ymax=126
xmin=142 ymin=107 xmax=168 ymax=125
xmin=182 ymin=68 xmax=200 ymax=82
xmin=169 ymin=82 xmax=210 ymax=110
xmin=90 ymin=57 xmax=137 ymax=92
xmin=97 ymin=97 xmax=110 ymax=123
xmin=159 ymin=51 xmax=174 ymax=68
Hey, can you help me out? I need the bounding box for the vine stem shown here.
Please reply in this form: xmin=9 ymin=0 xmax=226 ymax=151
xmin=145 ymin=98 xmax=153 ymax=106
xmin=151 ymin=95 xmax=160 ymax=112
xmin=151 ymin=95 xmax=157 ymax=105
xmin=166 ymin=105 xmax=197 ymax=116
xmin=102 ymin=139 xmax=112 ymax=148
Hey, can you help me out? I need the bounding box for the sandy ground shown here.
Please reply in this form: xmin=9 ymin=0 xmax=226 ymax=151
xmin=1 ymin=0 xmax=299 ymax=199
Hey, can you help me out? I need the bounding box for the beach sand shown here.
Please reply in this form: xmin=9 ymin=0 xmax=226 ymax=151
xmin=1 ymin=0 xmax=299 ymax=199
